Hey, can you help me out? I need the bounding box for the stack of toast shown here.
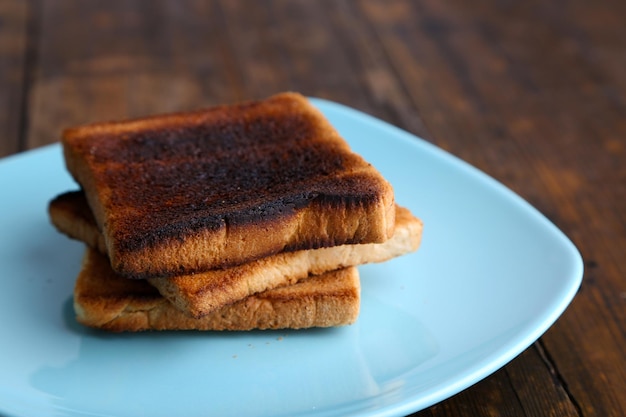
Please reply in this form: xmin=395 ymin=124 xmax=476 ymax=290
xmin=48 ymin=92 xmax=423 ymax=332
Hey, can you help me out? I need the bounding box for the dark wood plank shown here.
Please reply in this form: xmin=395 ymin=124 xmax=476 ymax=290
xmin=263 ymin=0 xmax=369 ymax=106
xmin=324 ymin=0 xmax=432 ymax=140
xmin=505 ymin=342 xmax=580 ymax=417
xmin=26 ymin=0 xmax=243 ymax=149
xmin=418 ymin=345 xmax=579 ymax=417
xmin=213 ymin=0 xmax=287 ymax=100
xmin=359 ymin=0 xmax=626 ymax=415
xmin=219 ymin=0 xmax=432 ymax=142
xmin=0 ymin=0 xmax=30 ymax=157
xmin=260 ymin=0 xmax=381 ymax=113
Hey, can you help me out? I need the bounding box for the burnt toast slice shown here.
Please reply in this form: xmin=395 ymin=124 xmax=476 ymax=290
xmin=74 ymin=248 xmax=361 ymax=332
xmin=62 ymin=93 xmax=395 ymax=278
xmin=49 ymin=191 xmax=422 ymax=318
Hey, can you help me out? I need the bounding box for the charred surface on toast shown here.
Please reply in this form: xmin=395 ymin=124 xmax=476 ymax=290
xmin=83 ymin=108 xmax=384 ymax=253
xmin=109 ymin=172 xmax=384 ymax=258
xmin=87 ymin=112 xmax=319 ymax=164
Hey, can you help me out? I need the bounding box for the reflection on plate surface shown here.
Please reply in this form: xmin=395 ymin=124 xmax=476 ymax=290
xmin=0 ymin=98 xmax=582 ymax=417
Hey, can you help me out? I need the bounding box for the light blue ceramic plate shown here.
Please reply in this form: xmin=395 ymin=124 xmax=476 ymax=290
xmin=0 ymin=98 xmax=583 ymax=417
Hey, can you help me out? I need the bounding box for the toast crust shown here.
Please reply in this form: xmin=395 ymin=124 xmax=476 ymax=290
xmin=74 ymin=248 xmax=361 ymax=332
xmin=62 ymin=92 xmax=395 ymax=278
xmin=50 ymin=191 xmax=422 ymax=317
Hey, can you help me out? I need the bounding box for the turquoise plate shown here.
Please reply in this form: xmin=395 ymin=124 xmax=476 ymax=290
xmin=0 ymin=98 xmax=583 ymax=417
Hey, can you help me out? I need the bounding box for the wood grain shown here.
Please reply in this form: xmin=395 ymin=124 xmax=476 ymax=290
xmin=0 ymin=0 xmax=30 ymax=157
xmin=3 ymin=0 xmax=625 ymax=415
xmin=27 ymin=0 xmax=247 ymax=149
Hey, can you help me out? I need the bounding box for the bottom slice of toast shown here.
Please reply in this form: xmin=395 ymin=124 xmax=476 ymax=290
xmin=74 ymin=248 xmax=361 ymax=332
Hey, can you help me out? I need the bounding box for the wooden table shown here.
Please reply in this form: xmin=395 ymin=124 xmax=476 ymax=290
xmin=1 ymin=1 xmax=624 ymax=415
